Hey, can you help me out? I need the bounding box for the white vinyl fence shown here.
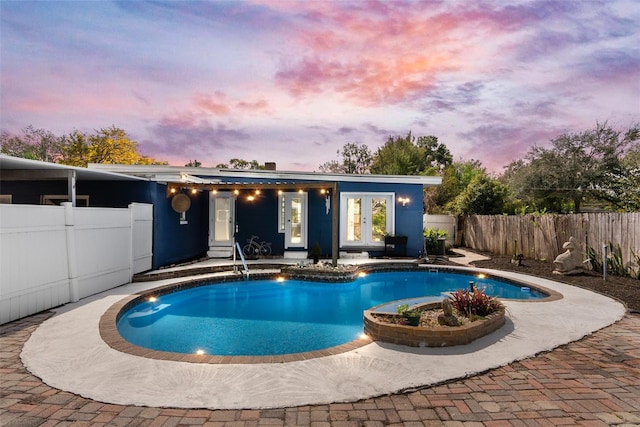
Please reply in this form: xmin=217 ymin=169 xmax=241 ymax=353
xmin=0 ymin=202 xmax=153 ymax=324
xmin=423 ymin=214 xmax=457 ymax=245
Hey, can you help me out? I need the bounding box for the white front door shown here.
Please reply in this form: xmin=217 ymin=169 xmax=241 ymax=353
xmin=208 ymin=192 xmax=235 ymax=257
xmin=281 ymin=192 xmax=308 ymax=249
xmin=340 ymin=193 xmax=394 ymax=247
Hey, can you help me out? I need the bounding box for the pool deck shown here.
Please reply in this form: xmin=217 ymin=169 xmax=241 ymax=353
xmin=16 ymin=252 xmax=630 ymax=413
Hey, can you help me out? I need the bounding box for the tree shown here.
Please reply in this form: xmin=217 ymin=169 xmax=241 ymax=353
xmin=370 ymin=132 xmax=452 ymax=176
xmin=59 ymin=130 xmax=89 ymax=167
xmin=57 ymin=126 xmax=164 ymax=167
xmin=503 ymin=122 xmax=639 ymax=213
xmin=318 ymin=142 xmax=372 ymax=174
xmin=370 ymin=132 xmax=424 ymax=175
xmin=416 ymin=135 xmax=453 ymax=174
xmin=87 ymin=126 xmax=143 ymax=165
xmin=185 ymin=160 xmax=202 ymax=167
xmin=228 ymin=158 xmax=264 ymax=170
xmin=448 ymin=174 xmax=510 ymax=215
xmin=0 ymin=126 xmax=63 ymax=162
xmin=424 ymin=159 xmax=486 ymax=213
xmin=599 ymin=141 xmax=640 ymax=211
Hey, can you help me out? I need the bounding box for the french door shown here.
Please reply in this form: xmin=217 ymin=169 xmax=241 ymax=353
xmin=340 ymin=193 xmax=394 ymax=247
xmin=208 ymin=192 xmax=235 ymax=257
xmin=279 ymin=192 xmax=308 ymax=249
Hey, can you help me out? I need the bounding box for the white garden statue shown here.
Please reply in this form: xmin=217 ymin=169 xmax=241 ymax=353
xmin=553 ymin=236 xmax=584 ymax=275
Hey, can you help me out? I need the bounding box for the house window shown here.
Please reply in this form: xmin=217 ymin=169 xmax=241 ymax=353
xmin=278 ymin=193 xmax=286 ymax=233
xmin=340 ymin=192 xmax=394 ymax=247
xmin=41 ymin=195 xmax=90 ymax=206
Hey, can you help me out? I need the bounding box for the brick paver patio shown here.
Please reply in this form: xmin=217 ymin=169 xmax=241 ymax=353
xmin=1 ymin=312 xmax=639 ymax=426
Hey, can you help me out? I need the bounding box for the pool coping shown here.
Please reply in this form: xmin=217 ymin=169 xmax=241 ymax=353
xmin=99 ymin=264 xmax=562 ymax=364
xmin=21 ymin=265 xmax=623 ymax=410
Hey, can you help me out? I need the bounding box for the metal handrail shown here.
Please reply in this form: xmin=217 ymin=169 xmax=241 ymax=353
xmin=234 ymin=241 xmax=249 ymax=279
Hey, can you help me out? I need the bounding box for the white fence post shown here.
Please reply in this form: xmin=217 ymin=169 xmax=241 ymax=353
xmin=63 ymin=202 xmax=80 ymax=302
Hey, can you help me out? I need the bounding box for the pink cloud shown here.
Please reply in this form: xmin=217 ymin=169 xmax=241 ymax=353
xmin=272 ymin=3 xmax=522 ymax=106
xmin=195 ymin=92 xmax=232 ymax=115
xmin=194 ymin=92 xmax=270 ymax=115
xmin=236 ymin=99 xmax=270 ymax=113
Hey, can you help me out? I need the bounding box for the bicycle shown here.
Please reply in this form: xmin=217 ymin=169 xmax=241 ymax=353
xmin=242 ymin=235 xmax=272 ymax=258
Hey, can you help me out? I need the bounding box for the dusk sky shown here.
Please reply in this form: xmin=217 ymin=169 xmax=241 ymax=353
xmin=1 ymin=1 xmax=639 ymax=173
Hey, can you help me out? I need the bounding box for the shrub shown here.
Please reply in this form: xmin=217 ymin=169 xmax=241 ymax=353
xmin=423 ymin=228 xmax=447 ymax=254
xmin=587 ymin=243 xmax=639 ymax=280
xmin=449 ymin=288 xmax=503 ymax=317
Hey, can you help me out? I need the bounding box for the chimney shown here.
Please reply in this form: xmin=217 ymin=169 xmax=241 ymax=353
xmin=264 ymin=162 xmax=276 ymax=171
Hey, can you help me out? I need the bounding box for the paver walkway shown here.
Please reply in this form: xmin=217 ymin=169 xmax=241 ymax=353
xmin=1 ymin=311 xmax=638 ymax=426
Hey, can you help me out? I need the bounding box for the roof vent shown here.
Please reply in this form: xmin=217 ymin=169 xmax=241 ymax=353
xmin=264 ymin=162 xmax=276 ymax=171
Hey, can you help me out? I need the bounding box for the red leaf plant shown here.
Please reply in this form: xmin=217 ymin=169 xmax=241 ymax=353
xmin=449 ymin=287 xmax=503 ymax=318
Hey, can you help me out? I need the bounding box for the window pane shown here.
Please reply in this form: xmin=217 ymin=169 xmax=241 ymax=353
xmin=291 ymin=198 xmax=302 ymax=243
xmin=346 ymin=198 xmax=362 ymax=241
xmin=214 ymin=198 xmax=230 ymax=241
xmin=370 ymin=198 xmax=387 ymax=242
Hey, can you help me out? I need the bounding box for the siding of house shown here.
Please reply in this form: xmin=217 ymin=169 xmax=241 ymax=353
xmin=151 ymin=184 xmax=209 ymax=269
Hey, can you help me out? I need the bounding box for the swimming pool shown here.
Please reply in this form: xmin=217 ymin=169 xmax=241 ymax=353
xmin=116 ymin=270 xmax=545 ymax=356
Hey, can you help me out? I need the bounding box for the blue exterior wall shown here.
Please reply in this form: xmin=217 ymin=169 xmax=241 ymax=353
xmin=233 ymin=189 xmax=333 ymax=257
xmin=307 ymin=189 xmax=333 ymax=257
xmin=151 ymin=184 xmax=208 ymax=269
xmin=235 ymin=189 xmax=282 ymax=254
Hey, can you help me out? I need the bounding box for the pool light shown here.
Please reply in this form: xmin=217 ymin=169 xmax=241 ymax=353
xmin=276 ymin=277 xmax=285 ymax=283
xmin=477 ymin=273 xmax=486 ymax=279
xmin=148 ymin=296 xmax=157 ymax=303
xmin=195 ymin=349 xmax=206 ymax=355
xmin=358 ymin=272 xmax=367 ymax=278
xmin=359 ymin=333 xmax=369 ymax=340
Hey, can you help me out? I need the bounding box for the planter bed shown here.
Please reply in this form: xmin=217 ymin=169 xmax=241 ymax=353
xmin=363 ymin=301 xmax=505 ymax=347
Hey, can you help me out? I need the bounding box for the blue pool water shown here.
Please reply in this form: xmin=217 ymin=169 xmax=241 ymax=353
xmin=117 ymin=271 xmax=545 ymax=356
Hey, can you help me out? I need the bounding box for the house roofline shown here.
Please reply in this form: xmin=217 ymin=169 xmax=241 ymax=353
xmin=88 ymin=163 xmax=442 ymax=186
xmin=0 ymin=155 xmax=149 ymax=182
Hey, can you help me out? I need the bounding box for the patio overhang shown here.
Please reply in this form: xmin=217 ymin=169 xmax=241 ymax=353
xmin=167 ymin=180 xmax=340 ymax=266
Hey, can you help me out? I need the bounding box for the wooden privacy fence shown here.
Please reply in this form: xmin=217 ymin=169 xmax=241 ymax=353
xmin=461 ymin=213 xmax=639 ymax=268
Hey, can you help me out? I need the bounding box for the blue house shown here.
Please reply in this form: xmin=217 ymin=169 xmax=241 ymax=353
xmin=0 ymin=156 xmax=441 ymax=270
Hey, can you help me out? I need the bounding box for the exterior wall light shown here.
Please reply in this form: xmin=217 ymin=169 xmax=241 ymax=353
xmin=398 ymin=197 xmax=411 ymax=206
xmin=247 ymin=195 xmax=255 ymax=202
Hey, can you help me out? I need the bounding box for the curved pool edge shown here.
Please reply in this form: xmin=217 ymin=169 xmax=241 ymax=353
xmin=21 ymin=266 xmax=627 ymax=410
xmin=101 ymin=265 xmax=561 ymax=363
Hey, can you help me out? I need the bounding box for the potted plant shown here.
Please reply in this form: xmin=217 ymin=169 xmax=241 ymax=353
xmin=423 ymin=228 xmax=447 ymax=256
xmin=396 ymin=304 xmax=421 ymax=326
xmin=309 ymin=242 xmax=322 ymax=264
